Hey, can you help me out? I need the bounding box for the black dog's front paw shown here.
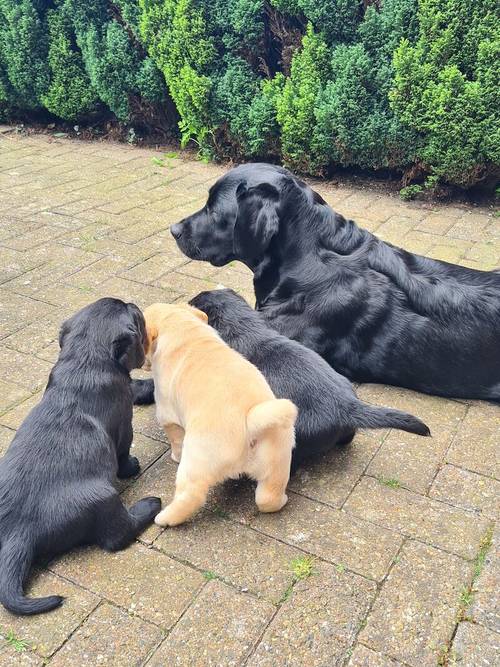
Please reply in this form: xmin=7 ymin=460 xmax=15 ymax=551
xmin=131 ymin=379 xmax=155 ymax=405
xmin=130 ymin=496 xmax=162 ymax=522
xmin=118 ymin=455 xmax=140 ymax=479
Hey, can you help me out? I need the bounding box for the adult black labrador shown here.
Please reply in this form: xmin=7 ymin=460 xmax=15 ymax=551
xmin=0 ymin=298 xmax=161 ymax=616
xmin=190 ymin=289 xmax=430 ymax=471
xmin=169 ymin=163 xmax=500 ymax=401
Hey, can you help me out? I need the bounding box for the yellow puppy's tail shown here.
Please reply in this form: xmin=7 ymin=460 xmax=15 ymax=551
xmin=246 ymin=399 xmax=298 ymax=440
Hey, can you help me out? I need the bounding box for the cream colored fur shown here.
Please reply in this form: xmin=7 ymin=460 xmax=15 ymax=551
xmin=143 ymin=303 xmax=297 ymax=527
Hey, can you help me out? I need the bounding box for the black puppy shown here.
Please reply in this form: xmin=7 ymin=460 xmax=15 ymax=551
xmin=170 ymin=163 xmax=500 ymax=401
xmin=0 ymin=298 xmax=161 ymax=616
xmin=190 ymin=289 xmax=430 ymax=470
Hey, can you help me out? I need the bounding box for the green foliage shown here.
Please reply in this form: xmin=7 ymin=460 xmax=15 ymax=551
xmin=391 ymin=0 xmax=499 ymax=186
xmin=275 ymin=24 xmax=330 ymax=171
xmin=0 ymin=0 xmax=49 ymax=109
xmin=140 ymin=0 xmax=216 ymax=146
xmin=42 ymin=3 xmax=98 ymax=120
xmin=0 ymin=0 xmax=496 ymax=187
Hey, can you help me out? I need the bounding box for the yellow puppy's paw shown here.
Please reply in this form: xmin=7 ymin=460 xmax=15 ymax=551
xmin=170 ymin=450 xmax=180 ymax=463
xmin=154 ymin=506 xmax=184 ymax=527
xmin=257 ymin=493 xmax=288 ymax=513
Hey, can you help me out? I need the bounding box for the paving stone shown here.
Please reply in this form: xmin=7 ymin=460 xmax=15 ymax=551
xmin=248 ymin=561 xmax=376 ymax=667
xmin=375 ymin=217 xmax=416 ymax=244
xmin=0 ymin=247 xmax=43 ymax=285
xmin=1 ymin=225 xmax=67 ymax=251
xmin=344 ymin=476 xmax=489 ymax=559
xmin=154 ymin=270 xmax=219 ymax=300
xmin=0 ymin=640 xmax=43 ymax=666
xmin=0 ymin=348 xmax=51 ymax=392
xmin=148 ymin=580 xmax=274 ymax=667
xmin=251 ymin=492 xmax=403 ymax=581
xmin=289 ymin=431 xmax=385 ymax=507
xmin=0 ymin=424 xmax=15 ymax=456
xmin=465 ymin=240 xmax=500 ymax=265
xmin=2 ymin=310 xmax=68 ymax=356
xmin=447 ymin=213 xmax=493 ymax=241
xmin=427 ymin=242 xmax=470 ymax=263
xmin=0 ymin=380 xmax=32 ymax=415
xmin=415 ymin=213 xmax=458 ymax=235
xmin=0 ymin=291 xmax=59 ymax=338
xmin=64 ymin=257 xmax=130 ymax=290
xmin=446 ymin=403 xmax=500 ymax=478
xmin=50 ymin=602 xmax=163 ymax=667
xmin=0 ymin=570 xmax=99 ymax=658
xmin=156 ymin=512 xmax=303 ymax=603
xmin=470 ymin=527 xmax=499 ymax=633
xmin=357 ymin=384 xmax=467 ymax=493
xmin=360 ymin=540 xmax=470 ymax=667
xmin=430 ymin=464 xmax=499 ymax=519
xmin=27 ymin=284 xmax=100 ymax=311
xmin=0 ymin=392 xmax=43 ymax=430
xmin=451 ymin=622 xmax=500 ymax=667
xmin=132 ymin=404 xmax=169 ymax=443
xmin=92 ymin=275 xmax=180 ymax=309
xmin=50 ymin=542 xmax=204 ymax=629
xmin=120 ymin=252 xmax=189 ymax=285
xmin=348 ymin=644 xmax=404 ymax=666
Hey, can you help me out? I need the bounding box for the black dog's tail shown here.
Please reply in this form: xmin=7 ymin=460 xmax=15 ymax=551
xmin=0 ymin=538 xmax=63 ymax=616
xmin=351 ymin=402 xmax=431 ymax=436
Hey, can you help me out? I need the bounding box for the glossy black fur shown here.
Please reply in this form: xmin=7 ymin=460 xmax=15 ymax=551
xmin=0 ymin=298 xmax=161 ymax=616
xmin=190 ymin=289 xmax=430 ymax=470
xmin=171 ymin=163 xmax=500 ymax=401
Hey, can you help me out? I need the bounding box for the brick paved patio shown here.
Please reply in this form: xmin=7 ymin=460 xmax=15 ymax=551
xmin=0 ymin=130 xmax=498 ymax=666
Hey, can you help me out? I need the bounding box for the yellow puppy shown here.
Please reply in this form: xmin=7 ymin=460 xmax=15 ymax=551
xmin=143 ymin=303 xmax=298 ymax=527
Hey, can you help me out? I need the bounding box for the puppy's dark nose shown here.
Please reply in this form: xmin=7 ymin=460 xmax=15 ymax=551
xmin=171 ymin=223 xmax=183 ymax=239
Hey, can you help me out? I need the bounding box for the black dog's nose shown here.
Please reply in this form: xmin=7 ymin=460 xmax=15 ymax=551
xmin=171 ymin=223 xmax=183 ymax=239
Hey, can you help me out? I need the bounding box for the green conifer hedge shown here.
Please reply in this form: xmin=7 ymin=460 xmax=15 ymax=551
xmin=0 ymin=0 xmax=497 ymax=187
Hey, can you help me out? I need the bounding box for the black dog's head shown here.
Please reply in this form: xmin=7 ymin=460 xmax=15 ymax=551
xmin=59 ymin=298 xmax=146 ymax=371
xmin=171 ymin=163 xmax=317 ymax=268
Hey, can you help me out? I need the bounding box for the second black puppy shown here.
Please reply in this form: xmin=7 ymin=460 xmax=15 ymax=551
xmin=0 ymin=298 xmax=161 ymax=616
xmin=190 ymin=289 xmax=430 ymax=470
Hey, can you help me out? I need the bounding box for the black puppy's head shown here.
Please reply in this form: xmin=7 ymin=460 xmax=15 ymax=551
xmin=171 ymin=163 xmax=301 ymax=268
xmin=189 ymin=289 xmax=260 ymax=336
xmin=59 ymin=298 xmax=146 ymax=371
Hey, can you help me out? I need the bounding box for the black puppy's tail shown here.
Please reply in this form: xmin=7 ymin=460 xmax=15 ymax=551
xmin=0 ymin=538 xmax=63 ymax=616
xmin=351 ymin=402 xmax=431 ymax=436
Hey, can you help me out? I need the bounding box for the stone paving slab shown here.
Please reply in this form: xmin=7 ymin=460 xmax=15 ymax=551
xmin=147 ymin=580 xmax=274 ymax=667
xmin=359 ymin=540 xmax=471 ymax=666
xmin=248 ymin=560 xmax=376 ymax=667
xmin=0 ymin=131 xmax=498 ymax=665
xmin=451 ymin=621 xmax=500 ymax=666
xmin=49 ymin=603 xmax=163 ymax=667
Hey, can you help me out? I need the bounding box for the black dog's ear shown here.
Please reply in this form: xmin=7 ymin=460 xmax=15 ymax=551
xmin=112 ymin=332 xmax=137 ymax=370
xmin=112 ymin=303 xmax=146 ymax=371
xmin=234 ymin=182 xmax=280 ymax=262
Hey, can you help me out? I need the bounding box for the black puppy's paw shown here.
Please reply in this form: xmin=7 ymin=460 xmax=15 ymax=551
xmin=118 ymin=455 xmax=140 ymax=479
xmin=131 ymin=379 xmax=155 ymax=405
xmin=130 ymin=496 xmax=162 ymax=522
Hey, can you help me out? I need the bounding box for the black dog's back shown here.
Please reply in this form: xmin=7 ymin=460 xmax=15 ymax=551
xmin=190 ymin=289 xmax=429 ymax=467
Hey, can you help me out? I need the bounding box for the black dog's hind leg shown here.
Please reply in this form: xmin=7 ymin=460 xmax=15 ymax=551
xmin=117 ymin=421 xmax=140 ymax=479
xmin=131 ymin=379 xmax=155 ymax=405
xmin=95 ymin=494 xmax=161 ymax=551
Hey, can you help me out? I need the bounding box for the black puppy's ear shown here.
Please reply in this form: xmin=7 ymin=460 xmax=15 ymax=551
xmin=234 ymin=182 xmax=280 ymax=262
xmin=112 ymin=332 xmax=137 ymax=370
